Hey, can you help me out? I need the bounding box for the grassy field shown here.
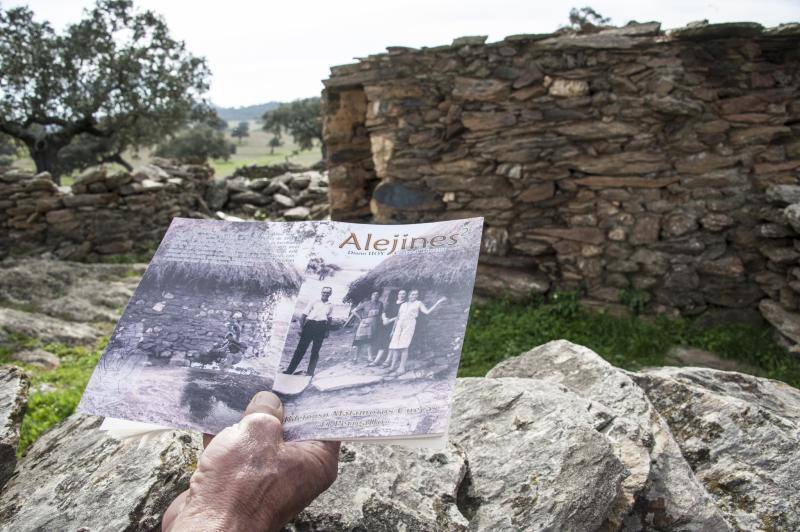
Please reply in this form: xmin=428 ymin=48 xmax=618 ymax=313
xmin=461 ymin=294 xmax=800 ymax=387
xmin=210 ymin=120 xmax=321 ymax=176
xmin=0 ymin=335 xmax=104 ymax=455
xmin=8 ymin=119 xmax=323 ymax=183
xmin=4 ymin=292 xmax=799 ymax=454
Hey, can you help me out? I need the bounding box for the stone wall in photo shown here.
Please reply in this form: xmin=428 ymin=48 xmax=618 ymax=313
xmin=322 ymin=21 xmax=800 ymax=339
xmin=119 ymin=285 xmax=274 ymax=366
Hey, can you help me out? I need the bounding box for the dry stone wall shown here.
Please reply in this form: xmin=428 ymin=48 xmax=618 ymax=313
xmin=0 ymin=159 xmax=331 ymax=262
xmin=322 ymin=21 xmax=800 ymax=334
xmin=0 ymin=159 xmax=214 ymax=261
xmin=222 ymin=168 xmax=330 ymax=221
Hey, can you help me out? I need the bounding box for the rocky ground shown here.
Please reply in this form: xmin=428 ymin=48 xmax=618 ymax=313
xmin=207 ymin=166 xmax=330 ymax=222
xmin=0 ymin=259 xmax=798 ymax=530
xmin=0 ymin=259 xmax=145 ymax=347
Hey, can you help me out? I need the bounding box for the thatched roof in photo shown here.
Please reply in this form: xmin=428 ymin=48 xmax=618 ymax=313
xmin=345 ymin=248 xmax=476 ymax=304
xmin=141 ymin=218 xmax=305 ymax=295
xmin=143 ymin=258 xmax=303 ymax=296
xmin=345 ymin=219 xmax=482 ymax=303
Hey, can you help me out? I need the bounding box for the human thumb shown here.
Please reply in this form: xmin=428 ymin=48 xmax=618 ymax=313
xmin=244 ymin=391 xmax=284 ymax=422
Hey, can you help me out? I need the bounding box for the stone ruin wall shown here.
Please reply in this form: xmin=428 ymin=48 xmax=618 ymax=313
xmin=0 ymin=159 xmax=214 ymax=261
xmin=322 ymin=21 xmax=800 ymax=338
xmin=0 ymin=159 xmax=331 ymax=263
xmin=119 ymin=285 xmax=275 ymax=365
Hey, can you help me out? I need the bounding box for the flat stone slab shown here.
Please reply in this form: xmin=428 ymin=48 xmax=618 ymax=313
xmin=0 ymin=366 xmax=29 ymax=490
xmin=0 ymin=258 xmax=143 ymax=324
xmin=312 ymin=374 xmax=384 ymax=392
xmin=0 ymin=308 xmax=101 ymax=345
xmin=667 ymin=345 xmax=758 ymax=373
xmin=10 ymin=348 xmax=60 ymax=370
xmin=759 ymin=299 xmax=800 ymax=344
xmin=273 ymin=373 xmax=313 ymax=396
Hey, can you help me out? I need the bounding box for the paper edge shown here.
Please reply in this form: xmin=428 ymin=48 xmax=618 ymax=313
xmin=100 ymin=418 xmax=448 ymax=449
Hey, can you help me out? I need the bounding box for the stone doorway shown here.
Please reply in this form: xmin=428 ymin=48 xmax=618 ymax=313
xmin=322 ymin=86 xmax=376 ymax=221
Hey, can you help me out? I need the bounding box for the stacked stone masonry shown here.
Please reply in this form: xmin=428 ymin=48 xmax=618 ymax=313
xmin=322 ymin=21 xmax=800 ymax=338
xmin=0 ymin=159 xmax=214 ymax=261
xmin=0 ymin=160 xmax=331 ymax=262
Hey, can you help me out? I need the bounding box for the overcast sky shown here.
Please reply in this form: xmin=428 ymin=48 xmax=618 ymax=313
xmin=11 ymin=0 xmax=800 ymax=107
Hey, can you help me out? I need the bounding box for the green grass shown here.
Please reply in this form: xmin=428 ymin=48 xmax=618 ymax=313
xmin=2 ymin=292 xmax=798 ymax=454
xmin=208 ymin=152 xmax=316 ymax=178
xmin=459 ymin=293 xmax=800 ymax=388
xmin=210 ymin=120 xmax=321 ymax=176
xmin=96 ymin=245 xmax=158 ymax=265
xmin=0 ymin=334 xmax=105 ymax=455
xmin=8 ymin=120 xmax=323 ymax=180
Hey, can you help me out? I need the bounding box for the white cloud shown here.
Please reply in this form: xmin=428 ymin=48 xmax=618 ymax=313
xmin=11 ymin=0 xmax=800 ymax=106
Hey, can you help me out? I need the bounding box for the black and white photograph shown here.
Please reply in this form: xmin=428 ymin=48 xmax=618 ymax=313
xmin=274 ymin=218 xmax=483 ymax=441
xmin=77 ymin=217 xmax=483 ymax=439
xmin=78 ymin=218 xmax=316 ymax=434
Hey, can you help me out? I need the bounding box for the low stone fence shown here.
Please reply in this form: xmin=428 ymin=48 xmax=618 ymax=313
xmin=0 ymin=159 xmax=213 ymax=261
xmin=0 ymin=160 xmax=331 ymax=262
xmin=218 ymin=169 xmax=329 ymax=221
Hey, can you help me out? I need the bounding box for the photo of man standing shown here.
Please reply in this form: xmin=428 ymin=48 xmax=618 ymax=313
xmin=284 ymin=286 xmax=333 ymax=377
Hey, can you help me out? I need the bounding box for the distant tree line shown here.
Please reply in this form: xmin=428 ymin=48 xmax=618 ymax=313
xmin=215 ymin=102 xmax=280 ymax=122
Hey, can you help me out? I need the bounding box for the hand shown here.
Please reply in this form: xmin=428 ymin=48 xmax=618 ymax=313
xmin=162 ymin=392 xmax=340 ymax=532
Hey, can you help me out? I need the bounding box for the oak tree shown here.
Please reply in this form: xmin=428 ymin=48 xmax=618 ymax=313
xmin=262 ymin=97 xmax=323 ymax=158
xmin=268 ymin=135 xmax=282 ymax=154
xmin=231 ymin=121 xmax=250 ymax=144
xmin=567 ymin=7 xmax=612 ymax=33
xmin=154 ymin=124 xmax=235 ymax=164
xmin=0 ymin=0 xmax=210 ymax=183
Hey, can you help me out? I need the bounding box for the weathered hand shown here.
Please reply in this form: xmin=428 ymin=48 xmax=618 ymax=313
xmin=162 ymin=392 xmax=340 ymax=532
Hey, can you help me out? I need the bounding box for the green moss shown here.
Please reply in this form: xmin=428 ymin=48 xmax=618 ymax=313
xmin=0 ymin=334 xmax=106 ymax=455
xmin=460 ymin=295 xmax=800 ymax=388
xmin=97 ymin=249 xmax=156 ymax=265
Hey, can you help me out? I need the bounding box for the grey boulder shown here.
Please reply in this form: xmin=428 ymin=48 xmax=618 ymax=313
xmin=0 ymin=414 xmax=200 ymax=531
xmin=632 ymin=366 xmax=800 ymax=531
xmin=290 ymin=443 xmax=468 ymax=530
xmin=450 ymin=377 xmax=626 ymax=531
xmin=488 ymin=340 xmax=730 ymax=530
xmin=292 ymin=376 xmax=628 ymax=531
xmin=0 ymin=366 xmax=29 ymax=490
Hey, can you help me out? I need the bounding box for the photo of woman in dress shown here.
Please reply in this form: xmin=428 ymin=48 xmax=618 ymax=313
xmin=348 ymin=290 xmax=383 ymax=363
xmin=384 ymin=289 xmax=446 ymax=376
xmin=367 ymin=289 xmax=402 ymax=368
